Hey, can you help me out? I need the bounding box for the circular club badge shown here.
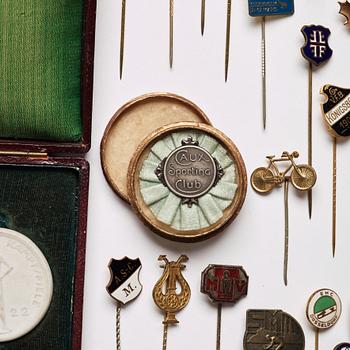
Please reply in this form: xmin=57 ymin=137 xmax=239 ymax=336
xmin=163 ymin=141 xmax=219 ymax=200
xmin=334 ymin=343 xmax=350 ymax=350
xmin=0 ymin=228 xmax=53 ymax=342
xmin=306 ymin=288 xmax=341 ymax=329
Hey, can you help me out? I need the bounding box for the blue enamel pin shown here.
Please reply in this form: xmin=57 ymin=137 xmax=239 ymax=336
xmin=301 ymin=25 xmax=333 ymax=220
xmin=248 ymin=0 xmax=294 ymax=17
xmin=248 ymin=0 xmax=294 ymax=130
xmin=301 ymin=25 xmax=333 ymax=66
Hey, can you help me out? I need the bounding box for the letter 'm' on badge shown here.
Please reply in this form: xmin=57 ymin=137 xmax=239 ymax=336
xmin=201 ymin=265 xmax=248 ymax=303
xmin=106 ymin=257 xmax=142 ymax=305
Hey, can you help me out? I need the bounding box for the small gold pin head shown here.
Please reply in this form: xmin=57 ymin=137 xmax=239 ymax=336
xmin=152 ymin=255 xmax=191 ymax=325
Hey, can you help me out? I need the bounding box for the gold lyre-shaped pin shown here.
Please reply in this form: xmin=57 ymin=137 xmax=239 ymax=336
xmin=153 ymin=255 xmax=191 ymax=350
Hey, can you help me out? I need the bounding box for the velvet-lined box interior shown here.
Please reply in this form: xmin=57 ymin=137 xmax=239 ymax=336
xmin=0 ymin=1 xmax=84 ymax=142
xmin=0 ymin=163 xmax=82 ymax=349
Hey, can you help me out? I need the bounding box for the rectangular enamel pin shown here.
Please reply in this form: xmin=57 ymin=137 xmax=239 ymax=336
xmin=248 ymin=0 xmax=294 ymax=17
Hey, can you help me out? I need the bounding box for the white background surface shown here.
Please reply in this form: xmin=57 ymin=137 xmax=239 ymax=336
xmin=84 ymin=0 xmax=350 ymax=349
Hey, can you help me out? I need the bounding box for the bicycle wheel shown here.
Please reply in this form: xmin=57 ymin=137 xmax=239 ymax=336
xmin=291 ymin=165 xmax=317 ymax=191
xmin=250 ymin=167 xmax=275 ymax=193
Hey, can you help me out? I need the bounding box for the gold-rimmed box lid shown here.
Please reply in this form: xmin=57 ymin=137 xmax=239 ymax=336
xmin=127 ymin=122 xmax=247 ymax=242
xmin=100 ymin=93 xmax=212 ymax=203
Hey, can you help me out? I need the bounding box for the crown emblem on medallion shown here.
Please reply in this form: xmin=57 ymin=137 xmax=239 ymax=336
xmin=181 ymin=137 xmax=199 ymax=146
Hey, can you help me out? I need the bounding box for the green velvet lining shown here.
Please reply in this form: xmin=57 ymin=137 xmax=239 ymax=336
xmin=0 ymin=164 xmax=81 ymax=349
xmin=0 ymin=1 xmax=84 ymax=142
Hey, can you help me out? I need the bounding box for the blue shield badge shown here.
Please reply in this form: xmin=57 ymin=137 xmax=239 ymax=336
xmin=301 ymin=25 xmax=333 ymax=66
xmin=248 ymin=0 xmax=294 ymax=17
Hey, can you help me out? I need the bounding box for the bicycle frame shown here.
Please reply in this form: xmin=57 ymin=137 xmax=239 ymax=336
xmin=267 ymin=153 xmax=303 ymax=178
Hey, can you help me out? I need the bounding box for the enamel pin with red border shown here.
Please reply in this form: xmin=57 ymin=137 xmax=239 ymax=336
xmin=201 ymin=264 xmax=248 ymax=349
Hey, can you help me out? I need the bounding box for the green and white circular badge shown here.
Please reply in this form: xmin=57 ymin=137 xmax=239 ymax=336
xmin=306 ymin=288 xmax=341 ymax=329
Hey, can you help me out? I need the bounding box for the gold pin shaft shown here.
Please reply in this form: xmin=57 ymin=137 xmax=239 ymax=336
xmin=262 ymin=16 xmax=266 ymax=129
xmin=119 ymin=0 xmax=126 ymax=79
xmin=162 ymin=323 xmax=168 ymax=350
xmin=284 ymin=178 xmax=290 ymax=286
xmin=308 ymin=62 xmax=313 ymax=218
xmin=225 ymin=0 xmax=232 ymax=82
xmin=116 ymin=303 xmax=121 ymax=350
xmin=201 ymin=0 xmax=205 ymax=35
xmin=169 ymin=0 xmax=174 ymax=68
xmin=332 ymin=137 xmax=337 ymax=257
xmin=216 ymin=303 xmax=222 ymax=350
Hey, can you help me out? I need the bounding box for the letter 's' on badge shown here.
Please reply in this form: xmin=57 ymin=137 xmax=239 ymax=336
xmin=106 ymin=257 xmax=142 ymax=349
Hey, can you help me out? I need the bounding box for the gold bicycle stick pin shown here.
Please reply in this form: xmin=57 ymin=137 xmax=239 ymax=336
xmin=153 ymin=255 xmax=191 ymax=350
xmin=251 ymin=151 xmax=317 ymax=285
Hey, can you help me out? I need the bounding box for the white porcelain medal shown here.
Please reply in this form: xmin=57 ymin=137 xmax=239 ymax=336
xmin=0 ymin=228 xmax=53 ymax=342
